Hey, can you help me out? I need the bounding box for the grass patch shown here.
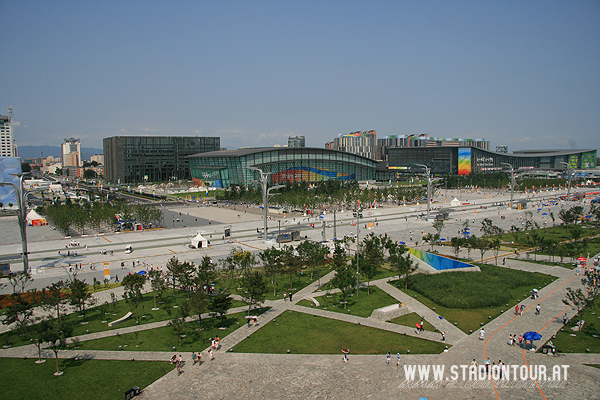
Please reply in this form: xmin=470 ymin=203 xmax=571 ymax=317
xmin=391 ymin=265 xmax=557 ymax=333
xmin=514 ymin=258 xmax=578 ymax=270
xmin=0 ymin=358 xmax=172 ymax=400
xmin=76 ymin=308 xmax=269 ymax=352
xmin=231 ymin=311 xmax=447 ymax=355
xmin=551 ymin=297 xmax=600 ymax=354
xmin=390 ymin=312 xmax=437 ymax=333
xmin=298 ymin=286 xmax=398 ymax=318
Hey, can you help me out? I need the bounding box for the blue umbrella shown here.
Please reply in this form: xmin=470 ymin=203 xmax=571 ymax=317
xmin=542 ymin=213 xmax=547 ymax=215
xmin=522 ymin=331 xmax=542 ymax=341
xmin=440 ymin=238 xmax=446 ymax=241
xmin=537 ymin=208 xmax=542 ymax=211
xmin=137 ymin=270 xmax=147 ymax=275
xmin=399 ymin=241 xmax=406 ymax=245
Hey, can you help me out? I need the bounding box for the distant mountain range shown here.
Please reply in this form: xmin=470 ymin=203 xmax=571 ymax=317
xmin=17 ymin=146 xmax=103 ymax=160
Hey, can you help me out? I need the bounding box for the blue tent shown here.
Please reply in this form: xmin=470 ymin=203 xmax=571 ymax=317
xmin=522 ymin=331 xmax=542 ymax=341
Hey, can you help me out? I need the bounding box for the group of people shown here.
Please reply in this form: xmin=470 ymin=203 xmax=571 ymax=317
xmin=283 ymin=292 xmax=293 ymax=301
xmin=385 ymin=352 xmax=401 ymax=367
xmin=171 ymin=342 xmax=220 ymax=375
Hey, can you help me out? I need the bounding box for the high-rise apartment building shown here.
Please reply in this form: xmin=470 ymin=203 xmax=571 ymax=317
xmin=62 ymin=137 xmax=82 ymax=167
xmin=103 ymin=136 xmax=220 ymax=183
xmin=377 ymin=134 xmax=489 ymax=161
xmin=0 ymin=107 xmax=17 ymax=157
xmin=331 ymin=130 xmax=377 ymax=160
xmin=287 ymin=135 xmax=306 ymax=148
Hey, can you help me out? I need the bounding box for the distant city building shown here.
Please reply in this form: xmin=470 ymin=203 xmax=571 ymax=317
xmin=62 ymin=137 xmax=82 ymax=167
xmin=103 ymin=136 xmax=220 ymax=183
xmin=331 ymin=130 xmax=377 ymax=160
xmin=287 ymin=135 xmax=306 ymax=148
xmin=90 ymin=154 xmax=104 ymax=165
xmin=0 ymin=107 xmax=17 ymax=157
xmin=387 ymin=147 xmax=597 ymax=176
xmin=324 ymin=141 xmax=334 ymax=150
xmin=377 ymin=134 xmax=489 ymax=161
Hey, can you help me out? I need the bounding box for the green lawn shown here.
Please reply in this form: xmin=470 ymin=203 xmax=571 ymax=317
xmin=231 ymin=311 xmax=447 ymax=355
xmin=391 ymin=265 xmax=557 ymax=333
xmin=75 ymin=308 xmax=269 ymax=352
xmin=0 ymin=358 xmax=172 ymax=400
xmin=514 ymin=258 xmax=578 ymax=270
xmin=0 ymin=290 xmax=246 ymax=348
xmin=551 ymin=297 xmax=600 ymax=354
xmin=390 ymin=312 xmax=437 ymax=333
xmin=296 ymin=286 xmax=398 ymax=318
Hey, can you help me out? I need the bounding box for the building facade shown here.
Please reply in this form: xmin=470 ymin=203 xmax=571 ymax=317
xmin=0 ymin=107 xmax=17 ymax=157
xmin=387 ymin=147 xmax=597 ymax=176
xmin=331 ymin=130 xmax=377 ymax=160
xmin=188 ymin=147 xmax=376 ymax=188
xmin=62 ymin=137 xmax=82 ymax=167
xmin=103 ymin=136 xmax=220 ymax=183
xmin=377 ymin=134 xmax=489 ymax=161
xmin=287 ymin=135 xmax=306 ymax=148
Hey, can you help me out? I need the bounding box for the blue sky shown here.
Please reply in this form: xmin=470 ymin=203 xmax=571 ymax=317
xmin=1 ymin=0 xmax=599 ymax=153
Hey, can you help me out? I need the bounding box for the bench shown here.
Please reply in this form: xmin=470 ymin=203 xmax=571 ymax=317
xmin=108 ymin=312 xmax=133 ymax=327
xmin=370 ymin=303 xmax=409 ymax=321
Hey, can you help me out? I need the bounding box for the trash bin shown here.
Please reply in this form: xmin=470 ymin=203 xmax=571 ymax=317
xmin=124 ymin=386 xmax=140 ymax=400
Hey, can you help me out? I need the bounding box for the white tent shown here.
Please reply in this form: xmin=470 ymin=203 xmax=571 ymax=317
xmin=450 ymin=198 xmax=461 ymax=207
xmin=190 ymin=233 xmax=208 ymax=249
xmin=26 ymin=209 xmax=47 ymax=226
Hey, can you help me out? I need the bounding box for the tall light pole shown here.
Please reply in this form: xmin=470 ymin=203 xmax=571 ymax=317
xmin=501 ymin=162 xmax=515 ymax=209
xmin=559 ymin=161 xmax=572 ymax=201
xmin=353 ymin=208 xmax=362 ymax=297
xmin=249 ymin=167 xmax=285 ymax=243
xmin=415 ymin=164 xmax=431 ymax=221
xmin=0 ymin=172 xmax=31 ymax=273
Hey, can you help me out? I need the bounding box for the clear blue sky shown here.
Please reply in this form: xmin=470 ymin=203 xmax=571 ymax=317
xmin=1 ymin=0 xmax=599 ymax=153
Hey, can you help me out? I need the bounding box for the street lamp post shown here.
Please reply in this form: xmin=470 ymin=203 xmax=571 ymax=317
xmin=415 ymin=164 xmax=431 ymax=221
xmin=559 ymin=161 xmax=572 ymax=201
xmin=353 ymin=208 xmax=363 ymax=297
xmin=501 ymin=162 xmax=515 ymax=209
xmin=0 ymin=172 xmax=31 ymax=273
xmin=249 ymin=167 xmax=285 ymax=243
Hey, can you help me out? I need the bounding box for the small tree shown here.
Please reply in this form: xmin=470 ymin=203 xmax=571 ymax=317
xmin=147 ymin=270 xmax=167 ymax=309
xmin=41 ymin=280 xmax=67 ymax=330
xmin=389 ymin=244 xmax=417 ymax=290
xmin=42 ymin=323 xmax=74 ymax=376
xmin=333 ymin=263 xmax=356 ymax=309
xmin=281 ymin=245 xmax=303 ymax=290
xmin=582 ymin=270 xmax=600 ymax=310
xmin=168 ymin=301 xmax=190 ymax=347
xmin=239 ymin=271 xmax=268 ymax=315
xmin=450 ymin=236 xmax=463 ymax=259
xmin=563 ymin=287 xmax=587 ymax=325
xmin=209 ymin=292 xmax=233 ymax=326
xmin=260 ymin=247 xmax=284 ymax=297
xmin=432 ymin=219 xmax=444 ymax=237
xmin=67 ymin=278 xmax=95 ymax=321
xmin=481 ymin=218 xmax=503 ymax=237
xmin=122 ymin=273 xmax=147 ymax=323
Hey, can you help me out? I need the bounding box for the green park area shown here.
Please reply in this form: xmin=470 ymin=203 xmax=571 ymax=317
xmin=76 ymin=308 xmax=269 ymax=352
xmin=551 ymin=296 xmax=600 ymax=354
xmin=297 ymin=286 xmax=398 ymax=318
xmin=392 ymin=265 xmax=557 ymax=333
xmin=0 ymin=289 xmax=246 ymax=349
xmin=0 ymin=358 xmax=172 ymax=400
xmin=231 ymin=311 xmax=447 ymax=355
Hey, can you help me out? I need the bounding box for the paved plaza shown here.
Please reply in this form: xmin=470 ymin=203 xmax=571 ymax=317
xmin=1 ymin=188 xmax=600 ymax=399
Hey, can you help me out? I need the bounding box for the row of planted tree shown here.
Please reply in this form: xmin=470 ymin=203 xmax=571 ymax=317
xmin=37 ymin=199 xmax=163 ymax=235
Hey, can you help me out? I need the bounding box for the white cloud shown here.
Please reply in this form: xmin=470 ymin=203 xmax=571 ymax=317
xmin=12 ymin=121 xmax=21 ymax=127
xmin=140 ymin=127 xmax=160 ymax=132
xmin=193 ymin=129 xmax=202 ymax=134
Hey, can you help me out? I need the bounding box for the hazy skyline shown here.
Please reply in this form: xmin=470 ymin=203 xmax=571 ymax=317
xmin=1 ymin=1 xmax=599 ymax=153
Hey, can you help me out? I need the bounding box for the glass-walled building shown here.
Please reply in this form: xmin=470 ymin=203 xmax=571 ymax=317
xmin=387 ymin=147 xmax=597 ymax=175
xmin=104 ymin=136 xmax=220 ymax=183
xmin=188 ymin=147 xmax=376 ymax=188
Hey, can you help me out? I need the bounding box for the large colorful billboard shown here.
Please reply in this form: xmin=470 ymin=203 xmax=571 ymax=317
xmin=271 ymin=167 xmax=353 ymax=183
xmin=458 ymin=147 xmax=472 ymax=175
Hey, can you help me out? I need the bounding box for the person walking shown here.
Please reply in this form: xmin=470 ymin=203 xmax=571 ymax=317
xmin=209 ymin=348 xmax=214 ymax=361
xmin=535 ymin=304 xmax=541 ymax=315
xmin=441 ymin=331 xmax=446 ymax=342
xmin=386 ymin=352 xmax=391 ymax=365
xmin=191 ymin=352 xmax=197 ymax=365
xmin=479 ymin=328 xmax=485 ymax=341
xmin=396 ymin=353 xmax=401 ymax=368
xmin=289 ymin=292 xmax=293 ymax=302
